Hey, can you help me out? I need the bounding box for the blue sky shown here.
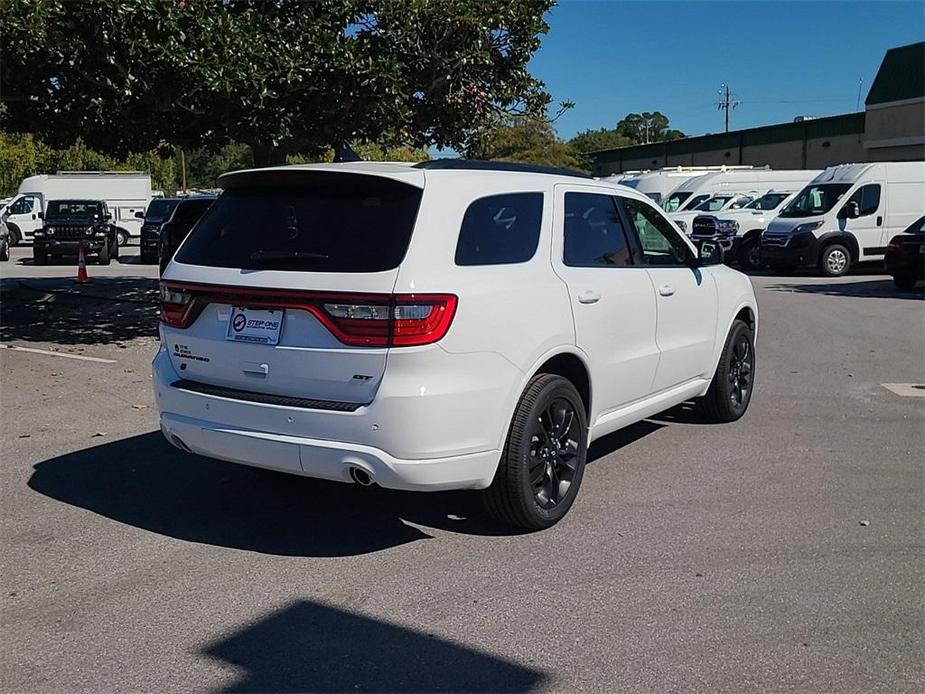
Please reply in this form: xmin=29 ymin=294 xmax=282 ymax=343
xmin=533 ymin=0 xmax=925 ymax=140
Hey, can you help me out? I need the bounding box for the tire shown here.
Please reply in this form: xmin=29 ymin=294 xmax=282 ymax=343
xmin=111 ymin=240 xmax=120 ymax=261
xmin=33 ymin=249 xmax=48 ymax=265
xmin=0 ymin=239 xmax=9 ymax=261
xmin=140 ymin=251 xmax=156 ymax=264
xmin=737 ymin=237 xmax=764 ymax=271
xmin=819 ymin=243 xmax=850 ymax=277
xmin=97 ymin=242 xmax=111 ymax=265
xmin=117 ymin=230 xmax=129 ymax=247
xmin=893 ymin=272 xmax=917 ymax=290
xmin=7 ymin=224 xmax=21 ymax=247
xmin=482 ymin=374 xmax=588 ymax=531
xmin=697 ymin=319 xmax=755 ymax=423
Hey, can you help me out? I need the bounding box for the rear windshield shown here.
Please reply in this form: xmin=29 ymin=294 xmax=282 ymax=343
xmin=174 ymin=173 xmax=423 ymax=272
xmin=145 ymin=199 xmax=179 ymax=219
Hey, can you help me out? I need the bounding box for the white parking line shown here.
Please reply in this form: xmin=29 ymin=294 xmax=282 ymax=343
xmin=0 ymin=344 xmax=117 ymax=364
xmin=881 ymin=383 xmax=925 ymax=398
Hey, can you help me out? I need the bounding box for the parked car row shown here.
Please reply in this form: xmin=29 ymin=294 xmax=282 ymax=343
xmin=612 ymin=161 xmax=925 ymax=285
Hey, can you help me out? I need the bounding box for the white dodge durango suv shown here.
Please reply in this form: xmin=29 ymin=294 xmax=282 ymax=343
xmin=154 ymin=160 xmax=758 ymax=530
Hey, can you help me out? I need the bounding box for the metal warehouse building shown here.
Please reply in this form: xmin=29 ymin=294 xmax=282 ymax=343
xmin=591 ymin=42 xmax=925 ymax=176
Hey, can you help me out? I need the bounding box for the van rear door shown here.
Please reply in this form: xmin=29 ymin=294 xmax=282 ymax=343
xmin=159 ymin=168 xmax=447 ymax=406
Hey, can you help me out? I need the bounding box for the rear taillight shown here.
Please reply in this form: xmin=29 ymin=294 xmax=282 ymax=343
xmin=887 ymin=237 xmax=903 ymax=252
xmin=159 ymin=282 xmax=457 ymax=347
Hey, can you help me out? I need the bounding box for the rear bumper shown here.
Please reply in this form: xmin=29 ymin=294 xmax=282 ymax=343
xmin=152 ymin=347 xmax=507 ymax=491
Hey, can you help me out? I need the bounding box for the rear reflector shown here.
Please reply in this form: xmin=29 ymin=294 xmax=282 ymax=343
xmin=160 ymin=282 xmax=457 ymax=347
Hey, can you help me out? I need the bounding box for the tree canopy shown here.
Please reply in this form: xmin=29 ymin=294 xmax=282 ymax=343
xmin=568 ymin=111 xmax=685 ymax=158
xmin=1 ymin=0 xmax=557 ymax=165
xmin=468 ymin=117 xmax=586 ymax=171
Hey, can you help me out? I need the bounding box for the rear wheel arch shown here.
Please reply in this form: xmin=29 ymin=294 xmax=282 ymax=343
xmin=6 ymin=223 xmax=21 ymax=246
xmin=531 ymin=351 xmax=591 ymax=420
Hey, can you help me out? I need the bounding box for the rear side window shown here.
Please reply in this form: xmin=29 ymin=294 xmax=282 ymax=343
xmin=175 ymin=173 xmax=423 ymax=272
xmin=455 ymin=193 xmax=543 ymax=266
xmin=564 ymin=192 xmax=634 ymax=267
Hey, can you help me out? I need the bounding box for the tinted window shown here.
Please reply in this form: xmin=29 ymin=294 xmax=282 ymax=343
xmin=145 ymin=199 xmax=179 ymax=219
xmin=564 ymin=193 xmax=633 ymax=267
xmin=846 ymin=184 xmax=881 ymax=216
xmin=172 ymin=199 xmax=215 ymax=224
xmin=621 ymin=197 xmax=692 ymax=266
xmin=175 ymin=174 xmax=423 ymax=272
xmin=46 ymin=200 xmax=103 ymax=218
xmin=455 ymin=193 xmax=543 ymax=266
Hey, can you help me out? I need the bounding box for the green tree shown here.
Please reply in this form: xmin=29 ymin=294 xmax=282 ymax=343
xmin=568 ymin=128 xmax=633 ymax=154
xmin=615 ymin=112 xmax=685 ymax=144
xmin=1 ymin=0 xmax=558 ymax=166
xmin=467 ymin=117 xmax=586 ymax=171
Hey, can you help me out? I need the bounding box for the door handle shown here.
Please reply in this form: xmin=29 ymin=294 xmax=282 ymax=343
xmin=242 ymin=362 xmax=269 ymax=378
xmin=876 ymin=216 xmax=882 ymax=226
xmin=658 ymin=285 xmax=675 ymax=297
xmin=577 ymin=290 xmax=600 ymax=304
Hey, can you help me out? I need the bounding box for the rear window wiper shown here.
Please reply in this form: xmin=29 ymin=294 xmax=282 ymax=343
xmin=249 ymin=250 xmax=330 ymax=263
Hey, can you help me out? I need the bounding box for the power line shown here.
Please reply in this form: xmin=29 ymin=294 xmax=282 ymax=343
xmin=716 ymin=84 xmax=741 ymax=133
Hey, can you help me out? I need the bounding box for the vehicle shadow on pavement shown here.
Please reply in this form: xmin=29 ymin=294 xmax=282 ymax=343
xmin=28 ymin=433 xmax=515 ymax=555
xmin=28 ymin=422 xmax=667 ymax=555
xmin=202 ymin=599 xmax=545 ymax=692
xmin=0 ymin=277 xmax=159 ymax=344
xmin=764 ymin=279 xmax=924 ymax=300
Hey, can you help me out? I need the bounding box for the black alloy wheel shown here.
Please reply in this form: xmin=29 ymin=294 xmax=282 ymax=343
xmin=529 ymin=397 xmax=581 ymax=509
xmin=698 ymin=319 xmax=756 ymax=422
xmin=727 ymin=332 xmax=753 ymax=411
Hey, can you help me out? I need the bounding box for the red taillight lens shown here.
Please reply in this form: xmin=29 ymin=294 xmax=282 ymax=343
xmin=159 ymin=283 xmax=457 ymax=347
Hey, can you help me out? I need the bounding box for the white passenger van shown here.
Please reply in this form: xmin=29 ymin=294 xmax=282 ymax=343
xmin=623 ymin=165 xmax=756 ymax=208
xmin=1 ymin=172 xmax=151 ymax=246
xmin=761 ymin=162 xmax=925 ymax=276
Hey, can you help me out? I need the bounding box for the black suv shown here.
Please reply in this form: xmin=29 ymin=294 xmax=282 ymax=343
xmin=33 ymin=199 xmax=119 ymax=265
xmin=158 ymin=195 xmax=216 ymax=273
xmin=138 ymin=198 xmax=181 ymax=264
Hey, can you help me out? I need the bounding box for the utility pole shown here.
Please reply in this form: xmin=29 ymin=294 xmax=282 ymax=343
xmin=180 ymin=149 xmax=187 ymax=193
xmin=716 ymin=84 xmax=741 ymax=133
xmin=856 ymin=76 xmax=864 ymax=112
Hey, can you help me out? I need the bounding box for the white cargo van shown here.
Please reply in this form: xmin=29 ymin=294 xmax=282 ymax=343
xmin=622 ymin=165 xmax=756 ymax=208
xmin=662 ymin=169 xmax=814 ymax=220
xmin=761 ymin=162 xmax=925 ymax=276
xmin=1 ymin=172 xmax=151 ymax=246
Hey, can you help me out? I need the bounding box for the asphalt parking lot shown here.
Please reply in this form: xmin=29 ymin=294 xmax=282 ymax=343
xmin=1 ymin=245 xmax=923 ymax=692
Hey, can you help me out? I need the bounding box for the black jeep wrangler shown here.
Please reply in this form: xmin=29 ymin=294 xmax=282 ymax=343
xmin=33 ymin=199 xmax=119 ymax=265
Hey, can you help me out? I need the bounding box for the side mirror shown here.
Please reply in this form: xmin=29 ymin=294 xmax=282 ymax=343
xmin=841 ymin=201 xmax=860 ymax=219
xmin=37 ymin=211 xmax=44 ymax=220
xmin=135 ymin=211 xmax=145 ymax=219
xmin=696 ymin=239 xmax=723 ymax=266
xmin=103 ymin=214 xmax=112 ymax=222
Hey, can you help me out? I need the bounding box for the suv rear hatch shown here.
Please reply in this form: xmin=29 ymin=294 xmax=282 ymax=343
xmin=160 ymin=167 xmax=454 ymax=407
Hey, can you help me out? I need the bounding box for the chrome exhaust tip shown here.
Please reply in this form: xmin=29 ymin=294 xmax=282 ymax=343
xmin=349 ymin=467 xmax=374 ymax=487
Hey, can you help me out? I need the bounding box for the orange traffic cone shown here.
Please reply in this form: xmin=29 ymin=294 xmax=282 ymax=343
xmin=75 ymin=244 xmax=91 ymax=284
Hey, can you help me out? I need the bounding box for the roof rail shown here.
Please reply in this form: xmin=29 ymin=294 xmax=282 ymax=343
xmin=55 ymin=170 xmax=148 ymax=176
xmin=414 ymin=159 xmax=592 ymax=179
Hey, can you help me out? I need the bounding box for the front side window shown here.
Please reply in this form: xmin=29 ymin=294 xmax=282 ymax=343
xmin=8 ymin=196 xmax=35 ymax=215
xmin=621 ymin=197 xmax=692 ymax=266
xmin=455 ymin=193 xmax=543 ymax=266
xmin=844 ymin=184 xmax=881 ymax=217
xmin=563 ymin=192 xmax=633 ymax=267
xmin=662 ymin=192 xmax=691 ymax=213
xmin=695 ymin=195 xmax=734 ymax=212
xmin=729 ymin=196 xmax=754 ymax=210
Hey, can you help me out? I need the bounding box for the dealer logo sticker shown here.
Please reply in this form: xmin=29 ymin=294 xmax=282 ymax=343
xmin=232 ymin=312 xmax=247 ymax=332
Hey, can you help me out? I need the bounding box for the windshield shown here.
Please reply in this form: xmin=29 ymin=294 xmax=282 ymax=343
xmin=644 ymin=192 xmax=662 ymax=203
xmin=46 ymin=200 xmax=103 ymax=218
xmin=779 ymin=184 xmax=851 ymax=218
xmin=145 ymin=199 xmax=179 ymax=220
xmin=746 ymin=193 xmax=791 ymax=211
xmin=175 ymin=173 xmax=423 ymax=272
xmin=694 ymin=195 xmax=733 ymax=212
xmin=662 ymin=192 xmax=691 ymax=213
xmin=681 ymin=194 xmax=710 ymax=211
